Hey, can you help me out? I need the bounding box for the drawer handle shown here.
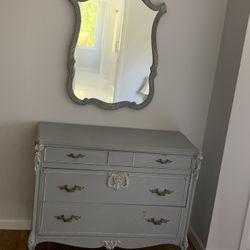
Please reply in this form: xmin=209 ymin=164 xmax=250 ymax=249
xmin=58 ymin=185 xmax=84 ymax=193
xmin=150 ymin=188 xmax=174 ymax=196
xmin=67 ymin=153 xmax=85 ymax=159
xmin=156 ymin=158 xmax=173 ymax=164
xmin=146 ymin=217 xmax=170 ymax=225
xmin=55 ymin=214 xmax=81 ymax=223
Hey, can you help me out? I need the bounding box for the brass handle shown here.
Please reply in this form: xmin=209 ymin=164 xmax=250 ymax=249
xmin=146 ymin=217 xmax=169 ymax=225
xmin=150 ymin=188 xmax=174 ymax=196
xmin=55 ymin=214 xmax=81 ymax=222
xmin=67 ymin=153 xmax=85 ymax=159
xmin=58 ymin=185 xmax=84 ymax=193
xmin=156 ymin=158 xmax=172 ymax=165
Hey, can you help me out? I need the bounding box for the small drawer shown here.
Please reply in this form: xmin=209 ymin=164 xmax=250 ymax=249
xmin=44 ymin=147 xmax=108 ymax=165
xmin=39 ymin=202 xmax=182 ymax=237
xmin=108 ymin=151 xmax=134 ymax=166
xmin=42 ymin=170 xmax=189 ymax=207
xmin=134 ymin=153 xmax=192 ymax=170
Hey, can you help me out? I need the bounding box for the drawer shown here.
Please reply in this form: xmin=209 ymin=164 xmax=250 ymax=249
xmin=108 ymin=151 xmax=134 ymax=166
xmin=42 ymin=170 xmax=189 ymax=207
xmin=44 ymin=147 xmax=108 ymax=165
xmin=134 ymin=153 xmax=192 ymax=170
xmin=39 ymin=202 xmax=182 ymax=237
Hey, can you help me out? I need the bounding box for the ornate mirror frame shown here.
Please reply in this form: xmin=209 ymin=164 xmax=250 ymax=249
xmin=67 ymin=0 xmax=167 ymax=110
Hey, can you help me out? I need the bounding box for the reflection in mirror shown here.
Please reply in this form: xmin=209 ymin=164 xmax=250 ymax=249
xmin=68 ymin=0 xmax=166 ymax=109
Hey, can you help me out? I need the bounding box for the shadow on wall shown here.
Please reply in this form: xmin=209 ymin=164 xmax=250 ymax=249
xmin=0 ymin=122 xmax=36 ymax=221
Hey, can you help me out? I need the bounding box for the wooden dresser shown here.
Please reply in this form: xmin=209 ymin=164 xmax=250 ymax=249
xmin=28 ymin=122 xmax=202 ymax=250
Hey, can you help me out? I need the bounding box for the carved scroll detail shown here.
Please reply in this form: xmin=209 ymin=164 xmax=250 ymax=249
xmin=191 ymin=152 xmax=203 ymax=181
xmin=102 ymin=240 xmax=121 ymax=250
xmin=107 ymin=172 xmax=129 ymax=191
xmin=34 ymin=143 xmax=44 ymax=174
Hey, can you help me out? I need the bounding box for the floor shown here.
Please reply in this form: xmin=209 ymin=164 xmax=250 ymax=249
xmin=0 ymin=231 xmax=195 ymax=250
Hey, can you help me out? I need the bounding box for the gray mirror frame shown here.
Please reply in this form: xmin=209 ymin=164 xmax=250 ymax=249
xmin=67 ymin=0 xmax=167 ymax=110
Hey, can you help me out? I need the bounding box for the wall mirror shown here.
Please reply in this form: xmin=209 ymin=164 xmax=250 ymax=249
xmin=67 ymin=0 xmax=166 ymax=110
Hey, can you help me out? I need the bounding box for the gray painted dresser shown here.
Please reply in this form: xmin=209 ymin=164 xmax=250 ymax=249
xmin=28 ymin=122 xmax=202 ymax=250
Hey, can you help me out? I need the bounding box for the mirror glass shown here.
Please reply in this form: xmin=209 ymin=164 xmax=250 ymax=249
xmin=68 ymin=0 xmax=166 ymax=109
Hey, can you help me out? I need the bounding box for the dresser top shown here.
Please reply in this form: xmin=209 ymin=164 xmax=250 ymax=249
xmin=37 ymin=122 xmax=198 ymax=155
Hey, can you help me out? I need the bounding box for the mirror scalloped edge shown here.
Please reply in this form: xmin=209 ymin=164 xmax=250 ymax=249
xmin=67 ymin=0 xmax=167 ymax=110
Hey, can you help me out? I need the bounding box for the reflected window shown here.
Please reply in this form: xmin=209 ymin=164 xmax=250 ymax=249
xmin=78 ymin=1 xmax=100 ymax=47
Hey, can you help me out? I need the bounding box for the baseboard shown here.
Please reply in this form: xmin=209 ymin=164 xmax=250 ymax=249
xmin=189 ymin=226 xmax=206 ymax=250
xmin=0 ymin=219 xmax=31 ymax=230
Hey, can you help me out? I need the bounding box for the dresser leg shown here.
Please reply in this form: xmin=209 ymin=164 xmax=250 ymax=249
xmin=180 ymin=236 xmax=188 ymax=250
xmin=28 ymin=232 xmax=36 ymax=250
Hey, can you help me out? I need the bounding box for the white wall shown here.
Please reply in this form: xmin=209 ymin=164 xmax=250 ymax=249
xmin=190 ymin=0 xmax=250 ymax=247
xmin=206 ymin=14 xmax=250 ymax=250
xmin=0 ymin=0 xmax=227 ymax=227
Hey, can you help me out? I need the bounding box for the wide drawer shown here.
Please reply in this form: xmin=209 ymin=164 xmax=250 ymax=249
xmin=39 ymin=203 xmax=182 ymax=237
xmin=134 ymin=153 xmax=192 ymax=170
xmin=44 ymin=147 xmax=108 ymax=165
xmin=42 ymin=170 xmax=189 ymax=207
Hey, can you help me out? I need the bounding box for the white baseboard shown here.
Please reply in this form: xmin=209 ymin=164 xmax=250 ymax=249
xmin=0 ymin=219 xmax=31 ymax=230
xmin=189 ymin=226 xmax=206 ymax=250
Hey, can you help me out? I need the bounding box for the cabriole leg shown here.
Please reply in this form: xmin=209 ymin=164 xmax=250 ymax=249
xmin=28 ymin=232 xmax=36 ymax=250
xmin=180 ymin=236 xmax=188 ymax=250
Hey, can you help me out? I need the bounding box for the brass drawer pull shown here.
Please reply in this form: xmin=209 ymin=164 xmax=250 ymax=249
xmin=58 ymin=185 xmax=84 ymax=193
xmin=156 ymin=158 xmax=172 ymax=165
xmin=67 ymin=153 xmax=85 ymax=159
xmin=150 ymin=188 xmax=174 ymax=196
xmin=55 ymin=214 xmax=81 ymax=223
xmin=146 ymin=217 xmax=169 ymax=225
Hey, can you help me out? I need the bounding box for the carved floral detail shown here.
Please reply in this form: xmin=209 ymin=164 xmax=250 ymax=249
xmin=102 ymin=240 xmax=121 ymax=250
xmin=107 ymin=172 xmax=129 ymax=191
